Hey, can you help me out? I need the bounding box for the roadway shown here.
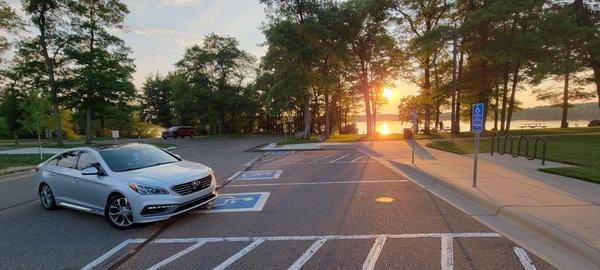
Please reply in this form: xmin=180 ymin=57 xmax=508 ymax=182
xmin=0 ymin=136 xmax=554 ymax=269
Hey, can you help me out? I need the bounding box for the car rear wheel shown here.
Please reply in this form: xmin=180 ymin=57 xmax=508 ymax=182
xmin=39 ymin=183 xmax=57 ymax=210
xmin=105 ymin=194 xmax=136 ymax=229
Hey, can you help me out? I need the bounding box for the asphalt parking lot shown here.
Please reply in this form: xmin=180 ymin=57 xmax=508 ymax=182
xmin=93 ymin=149 xmax=553 ymax=269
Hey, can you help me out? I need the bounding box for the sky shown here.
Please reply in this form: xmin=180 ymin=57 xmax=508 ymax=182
xmin=6 ymin=0 xmax=592 ymax=114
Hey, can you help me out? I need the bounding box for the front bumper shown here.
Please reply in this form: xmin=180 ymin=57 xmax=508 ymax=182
xmin=129 ymin=181 xmax=218 ymax=223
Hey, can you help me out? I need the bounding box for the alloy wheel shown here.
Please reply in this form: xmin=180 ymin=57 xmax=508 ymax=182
xmin=108 ymin=197 xmax=134 ymax=227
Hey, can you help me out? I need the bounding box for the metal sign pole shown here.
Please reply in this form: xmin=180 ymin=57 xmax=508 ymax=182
xmin=473 ymin=132 xmax=479 ymax=187
xmin=411 ymin=110 xmax=416 ymax=165
xmin=471 ymin=103 xmax=484 ymax=188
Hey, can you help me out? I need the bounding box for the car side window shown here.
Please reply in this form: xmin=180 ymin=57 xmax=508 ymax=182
xmin=47 ymin=157 xmax=60 ymax=166
xmin=56 ymin=151 xmax=79 ymax=169
xmin=77 ymin=152 xmax=101 ymax=170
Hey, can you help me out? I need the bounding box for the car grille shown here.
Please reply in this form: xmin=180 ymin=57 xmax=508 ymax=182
xmin=173 ymin=193 xmax=217 ymax=213
xmin=171 ymin=175 xmax=212 ymax=195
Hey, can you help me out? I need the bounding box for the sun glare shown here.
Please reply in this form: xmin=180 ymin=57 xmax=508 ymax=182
xmin=380 ymin=122 xmax=390 ymax=135
xmin=383 ymin=87 xmax=393 ymax=99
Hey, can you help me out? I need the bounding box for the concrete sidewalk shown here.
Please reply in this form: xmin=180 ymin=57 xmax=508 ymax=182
xmin=360 ymin=140 xmax=600 ymax=269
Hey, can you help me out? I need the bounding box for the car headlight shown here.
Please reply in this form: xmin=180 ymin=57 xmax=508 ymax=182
xmin=128 ymin=183 xmax=169 ymax=195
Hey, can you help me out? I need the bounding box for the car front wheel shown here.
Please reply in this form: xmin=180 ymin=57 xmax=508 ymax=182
xmin=105 ymin=194 xmax=136 ymax=229
xmin=39 ymin=183 xmax=57 ymax=210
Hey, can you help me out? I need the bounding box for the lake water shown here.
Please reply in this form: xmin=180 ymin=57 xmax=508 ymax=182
xmin=355 ymin=119 xmax=594 ymax=134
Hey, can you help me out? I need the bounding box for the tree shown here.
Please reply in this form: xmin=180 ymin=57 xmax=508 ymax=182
xmin=140 ymin=73 xmax=174 ymax=128
xmin=393 ymin=0 xmax=453 ymax=134
xmin=532 ymin=1 xmax=596 ymax=128
xmin=0 ymin=0 xmax=21 ymax=63
xmin=572 ymin=0 xmax=600 ymax=108
xmin=19 ymin=89 xmax=51 ymax=157
xmin=66 ymin=0 xmax=134 ymax=144
xmin=343 ymin=0 xmax=398 ymax=136
xmin=22 ymin=0 xmax=69 ymax=145
xmin=175 ymin=34 xmax=255 ymax=134
xmin=261 ymin=0 xmax=322 ymax=138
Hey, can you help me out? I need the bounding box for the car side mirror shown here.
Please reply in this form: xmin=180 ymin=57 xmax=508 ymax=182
xmin=81 ymin=167 xmax=99 ymax=175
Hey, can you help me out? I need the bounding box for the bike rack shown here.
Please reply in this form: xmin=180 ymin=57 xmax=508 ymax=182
xmin=491 ymin=134 xmax=546 ymax=165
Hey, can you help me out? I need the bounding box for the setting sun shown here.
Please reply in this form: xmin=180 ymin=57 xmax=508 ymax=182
xmin=380 ymin=122 xmax=390 ymax=135
xmin=383 ymin=87 xmax=393 ymax=99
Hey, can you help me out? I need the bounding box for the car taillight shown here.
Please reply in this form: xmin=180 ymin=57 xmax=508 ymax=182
xmin=34 ymin=166 xmax=40 ymax=173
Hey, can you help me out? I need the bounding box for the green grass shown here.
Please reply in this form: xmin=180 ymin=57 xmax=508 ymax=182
xmin=191 ymin=134 xmax=246 ymax=141
xmin=426 ymin=134 xmax=600 ymax=184
xmin=0 ymin=154 xmax=54 ymax=170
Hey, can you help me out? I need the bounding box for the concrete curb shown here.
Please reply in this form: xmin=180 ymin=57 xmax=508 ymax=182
xmin=357 ymin=147 xmax=600 ymax=269
xmin=0 ymin=166 xmax=34 ymax=177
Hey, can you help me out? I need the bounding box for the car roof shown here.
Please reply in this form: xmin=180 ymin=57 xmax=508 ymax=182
xmin=90 ymin=143 xmax=154 ymax=151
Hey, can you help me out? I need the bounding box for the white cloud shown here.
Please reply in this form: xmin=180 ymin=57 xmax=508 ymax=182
xmin=116 ymin=26 xmax=205 ymax=47
xmin=125 ymin=0 xmax=206 ymax=8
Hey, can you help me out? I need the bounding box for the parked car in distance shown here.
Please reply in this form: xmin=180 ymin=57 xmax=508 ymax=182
xmin=35 ymin=143 xmax=218 ymax=229
xmin=162 ymin=126 xmax=196 ymax=139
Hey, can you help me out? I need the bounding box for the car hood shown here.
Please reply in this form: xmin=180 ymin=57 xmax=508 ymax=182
xmin=115 ymin=161 xmax=212 ymax=186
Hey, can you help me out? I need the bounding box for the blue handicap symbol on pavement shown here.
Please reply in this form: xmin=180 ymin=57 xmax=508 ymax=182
xmin=235 ymin=170 xmax=282 ymax=180
xmin=199 ymin=192 xmax=270 ymax=213
xmin=472 ymin=103 xmax=485 ymax=134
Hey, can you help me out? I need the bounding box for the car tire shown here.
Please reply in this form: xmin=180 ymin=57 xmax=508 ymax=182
xmin=39 ymin=183 xmax=58 ymax=210
xmin=105 ymin=194 xmax=136 ymax=230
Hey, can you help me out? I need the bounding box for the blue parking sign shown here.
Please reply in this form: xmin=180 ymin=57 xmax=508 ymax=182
xmin=472 ymin=103 xmax=485 ymax=134
xmin=197 ymin=192 xmax=270 ymax=213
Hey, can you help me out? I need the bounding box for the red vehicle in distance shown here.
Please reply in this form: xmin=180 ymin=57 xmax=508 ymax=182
xmin=162 ymin=126 xmax=196 ymax=139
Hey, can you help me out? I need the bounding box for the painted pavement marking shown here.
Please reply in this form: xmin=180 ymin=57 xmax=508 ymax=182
xmin=195 ymin=192 xmax=270 ymax=213
xmin=513 ymin=246 xmax=537 ymax=270
xmin=84 ymin=233 xmax=506 ymax=270
xmin=213 ymin=238 xmax=265 ymax=270
xmin=362 ymin=235 xmax=387 ymax=270
xmin=288 ymin=238 xmax=327 ymax=270
xmin=229 ymin=180 xmax=408 ymax=188
xmin=329 ymin=154 xmax=350 ymax=163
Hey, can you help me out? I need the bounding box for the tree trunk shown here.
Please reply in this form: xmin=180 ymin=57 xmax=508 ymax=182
xmin=561 ymin=72 xmax=570 ymax=128
xmin=453 ymin=52 xmax=464 ymax=134
xmin=500 ymin=64 xmax=510 ymax=133
xmin=592 ymin=61 xmax=600 ymax=108
xmin=505 ymin=62 xmax=521 ymax=132
xmin=494 ymin=85 xmax=499 ymax=131
xmin=423 ymin=54 xmax=431 ymax=134
xmin=324 ymin=91 xmax=330 ymax=138
xmin=85 ymin=7 xmax=96 ymax=145
xmin=303 ymin=99 xmax=311 ymax=139
xmin=37 ymin=9 xmax=64 ymax=145
xmin=85 ymin=105 xmax=92 ymax=144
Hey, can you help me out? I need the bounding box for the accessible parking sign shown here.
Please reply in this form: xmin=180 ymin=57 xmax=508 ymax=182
xmin=197 ymin=192 xmax=270 ymax=213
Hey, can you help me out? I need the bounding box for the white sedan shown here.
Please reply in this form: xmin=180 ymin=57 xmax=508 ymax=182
xmin=35 ymin=143 xmax=218 ymax=229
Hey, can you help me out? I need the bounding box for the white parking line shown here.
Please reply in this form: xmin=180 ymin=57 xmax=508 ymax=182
xmin=146 ymin=240 xmax=207 ymax=270
xmin=82 ymin=239 xmax=136 ymax=270
xmin=362 ymin=235 xmax=387 ymax=270
xmin=329 ymin=154 xmax=350 ymax=163
xmin=288 ymin=238 xmax=327 ymax=270
xmin=308 ymin=154 xmax=334 ymax=163
xmin=350 ymin=155 xmax=366 ymax=163
xmin=213 ymin=238 xmax=265 ymax=270
xmin=513 ymin=247 xmax=537 ymax=270
xmin=86 ymin=233 xmax=504 ymax=269
xmin=229 ymin=180 xmax=408 ymax=187
xmin=441 ymin=236 xmax=454 ymax=270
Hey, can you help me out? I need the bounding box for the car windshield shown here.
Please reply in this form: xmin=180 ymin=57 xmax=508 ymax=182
xmin=99 ymin=145 xmax=178 ymax=172
xmin=167 ymin=127 xmax=177 ymax=131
